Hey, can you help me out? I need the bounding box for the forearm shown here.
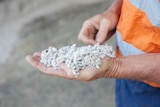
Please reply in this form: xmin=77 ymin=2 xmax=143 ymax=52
xmin=111 ymin=53 xmax=160 ymax=84
xmin=99 ymin=0 xmax=123 ymax=40
xmin=106 ymin=0 xmax=123 ymax=16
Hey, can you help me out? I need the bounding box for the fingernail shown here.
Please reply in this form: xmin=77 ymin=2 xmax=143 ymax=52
xmin=89 ymin=40 xmax=97 ymax=45
xmin=96 ymin=38 xmax=103 ymax=44
xmin=96 ymin=40 xmax=101 ymax=44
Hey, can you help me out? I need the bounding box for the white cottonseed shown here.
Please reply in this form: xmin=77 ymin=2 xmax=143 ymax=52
xmin=40 ymin=43 xmax=115 ymax=77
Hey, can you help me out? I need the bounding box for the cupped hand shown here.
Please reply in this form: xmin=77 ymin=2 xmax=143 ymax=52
xmin=78 ymin=10 xmax=119 ymax=45
xmin=26 ymin=52 xmax=115 ymax=82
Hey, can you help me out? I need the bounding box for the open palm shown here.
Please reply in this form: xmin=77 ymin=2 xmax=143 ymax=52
xmin=26 ymin=52 xmax=112 ymax=81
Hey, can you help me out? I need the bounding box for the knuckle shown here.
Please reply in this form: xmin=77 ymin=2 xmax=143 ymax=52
xmin=102 ymin=18 xmax=108 ymax=22
xmin=102 ymin=18 xmax=111 ymax=24
xmin=94 ymin=14 xmax=101 ymax=18
xmin=92 ymin=14 xmax=101 ymax=21
xmin=83 ymin=19 xmax=91 ymax=26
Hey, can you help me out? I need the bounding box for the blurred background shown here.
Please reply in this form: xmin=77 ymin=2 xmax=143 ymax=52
xmin=0 ymin=0 xmax=116 ymax=107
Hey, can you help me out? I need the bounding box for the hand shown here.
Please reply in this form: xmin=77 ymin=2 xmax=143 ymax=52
xmin=78 ymin=10 xmax=119 ymax=45
xmin=25 ymin=52 xmax=115 ymax=81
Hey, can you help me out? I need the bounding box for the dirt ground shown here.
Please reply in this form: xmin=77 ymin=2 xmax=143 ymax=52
xmin=0 ymin=0 xmax=116 ymax=107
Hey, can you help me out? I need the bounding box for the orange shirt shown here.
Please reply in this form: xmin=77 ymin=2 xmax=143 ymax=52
xmin=116 ymin=0 xmax=160 ymax=87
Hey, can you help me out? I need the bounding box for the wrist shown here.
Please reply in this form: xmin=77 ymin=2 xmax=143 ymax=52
xmin=103 ymin=57 xmax=122 ymax=78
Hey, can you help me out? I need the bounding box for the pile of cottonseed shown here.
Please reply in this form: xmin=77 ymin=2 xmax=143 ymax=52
xmin=40 ymin=43 xmax=115 ymax=77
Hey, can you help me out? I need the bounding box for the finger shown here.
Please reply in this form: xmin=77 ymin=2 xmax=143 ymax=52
xmin=25 ymin=55 xmax=68 ymax=78
xmin=59 ymin=63 xmax=75 ymax=79
xmin=32 ymin=52 xmax=41 ymax=61
xmin=26 ymin=55 xmax=49 ymax=73
xmin=33 ymin=52 xmax=41 ymax=57
xmin=96 ymin=18 xmax=111 ymax=44
xmin=60 ymin=63 xmax=96 ymax=81
xmin=78 ymin=21 xmax=97 ymax=45
xmin=59 ymin=63 xmax=94 ymax=81
xmin=78 ymin=34 xmax=97 ymax=45
xmin=49 ymin=46 xmax=56 ymax=48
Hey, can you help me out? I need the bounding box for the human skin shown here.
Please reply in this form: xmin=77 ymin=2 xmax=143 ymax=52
xmin=78 ymin=0 xmax=122 ymax=45
xmin=26 ymin=0 xmax=160 ymax=84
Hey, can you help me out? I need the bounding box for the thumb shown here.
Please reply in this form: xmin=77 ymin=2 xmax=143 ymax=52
xmin=96 ymin=19 xmax=110 ymax=44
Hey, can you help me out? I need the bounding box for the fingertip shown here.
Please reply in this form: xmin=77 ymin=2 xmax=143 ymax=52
xmin=25 ymin=55 xmax=32 ymax=62
xmin=89 ymin=39 xmax=97 ymax=45
xmin=48 ymin=46 xmax=56 ymax=49
xmin=77 ymin=34 xmax=85 ymax=42
xmin=96 ymin=31 xmax=107 ymax=44
xmin=25 ymin=55 xmax=39 ymax=64
xmin=25 ymin=55 xmax=42 ymax=70
xmin=33 ymin=52 xmax=41 ymax=57
xmin=95 ymin=38 xmax=104 ymax=44
xmin=78 ymin=35 xmax=97 ymax=45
